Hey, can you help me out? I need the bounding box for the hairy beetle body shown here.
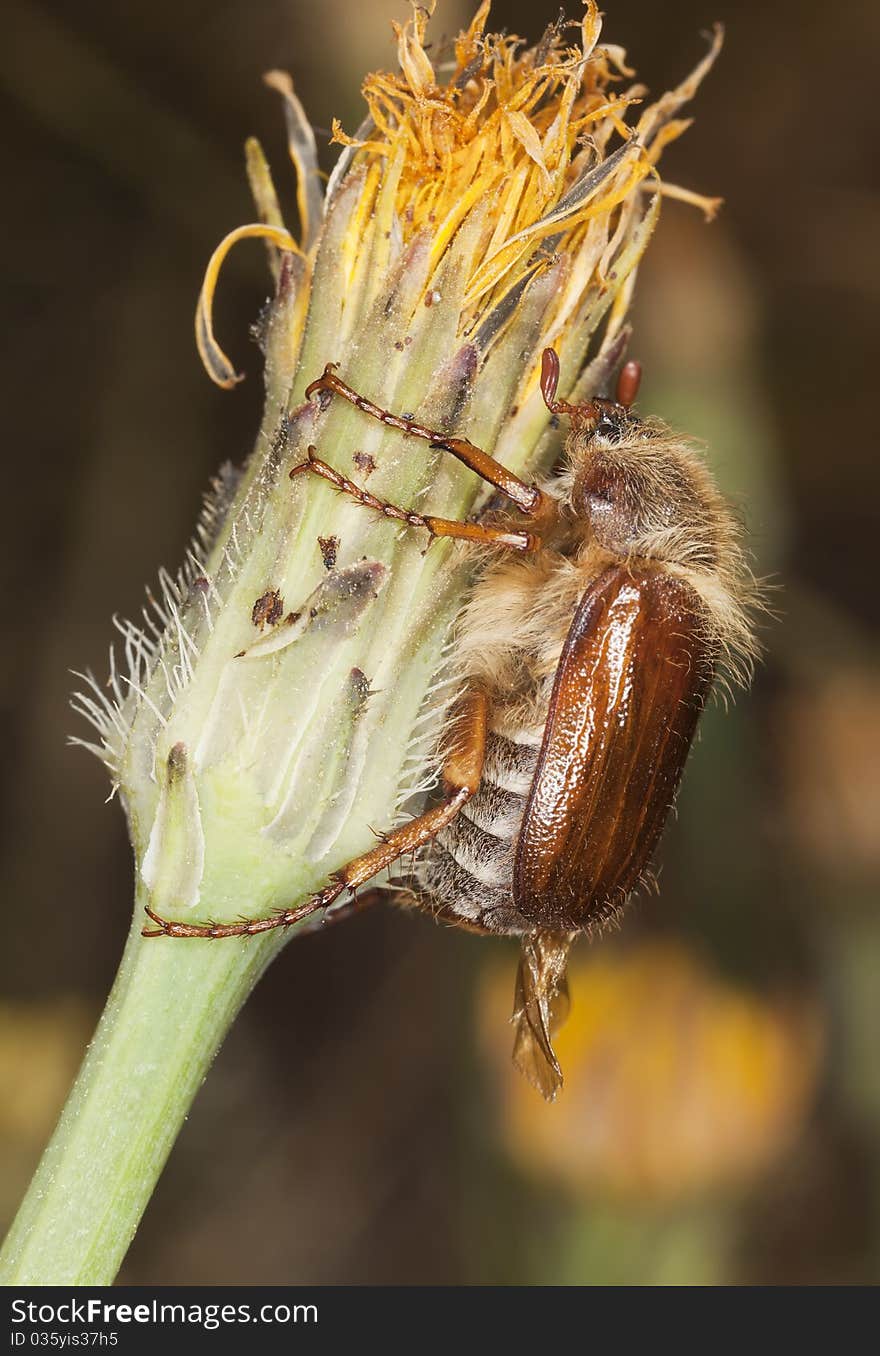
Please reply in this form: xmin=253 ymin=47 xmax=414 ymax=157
xmin=144 ymin=350 xmax=758 ymax=1099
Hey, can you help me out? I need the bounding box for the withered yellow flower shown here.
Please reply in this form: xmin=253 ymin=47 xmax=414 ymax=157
xmin=74 ymin=1 xmax=722 ymax=947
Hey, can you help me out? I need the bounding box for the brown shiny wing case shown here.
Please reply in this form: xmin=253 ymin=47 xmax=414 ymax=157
xmin=514 ymin=564 xmax=713 ymax=930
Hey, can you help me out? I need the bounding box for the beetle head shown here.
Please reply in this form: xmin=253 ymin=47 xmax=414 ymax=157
xmin=539 ymin=349 xmax=724 ymax=566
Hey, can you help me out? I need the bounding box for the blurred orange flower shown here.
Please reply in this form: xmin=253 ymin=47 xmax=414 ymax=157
xmin=481 ymin=940 xmax=824 ymax=1202
xmin=0 ymin=1000 xmax=92 ymax=1221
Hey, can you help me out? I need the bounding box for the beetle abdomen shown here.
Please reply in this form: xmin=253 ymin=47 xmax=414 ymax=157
xmin=419 ymin=731 xmax=540 ymax=936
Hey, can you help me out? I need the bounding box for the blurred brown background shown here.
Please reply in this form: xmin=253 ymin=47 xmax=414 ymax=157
xmin=2 ymin=0 xmax=879 ymax=1284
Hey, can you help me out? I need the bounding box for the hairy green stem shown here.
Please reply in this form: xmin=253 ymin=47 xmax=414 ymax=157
xmin=0 ymin=894 xmax=284 ymax=1284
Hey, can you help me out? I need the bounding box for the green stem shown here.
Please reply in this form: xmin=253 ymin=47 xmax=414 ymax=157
xmin=0 ymin=891 xmax=282 ymax=1285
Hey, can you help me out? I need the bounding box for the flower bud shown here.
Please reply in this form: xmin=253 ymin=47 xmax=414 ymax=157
xmin=73 ymin=3 xmax=723 ymax=940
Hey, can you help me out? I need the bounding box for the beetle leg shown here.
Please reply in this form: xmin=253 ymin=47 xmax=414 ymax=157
xmin=142 ymin=689 xmax=488 ymax=939
xmin=305 ymin=364 xmax=545 ymax=517
xmin=290 ymin=449 xmax=538 ymax=552
xmin=291 ymin=886 xmax=387 ymax=937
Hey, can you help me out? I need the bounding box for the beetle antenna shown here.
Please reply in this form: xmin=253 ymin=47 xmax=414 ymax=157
xmin=540 ymin=348 xmax=597 ymax=423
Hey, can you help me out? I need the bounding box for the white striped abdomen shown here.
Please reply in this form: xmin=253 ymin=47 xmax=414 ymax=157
xmin=419 ymin=728 xmax=543 ymax=935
